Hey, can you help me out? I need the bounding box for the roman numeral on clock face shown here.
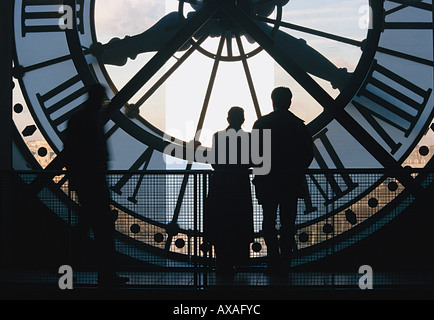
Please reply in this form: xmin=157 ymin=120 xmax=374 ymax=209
xmin=351 ymin=60 xmax=432 ymax=155
xmin=385 ymin=0 xmax=433 ymax=30
xmin=302 ymin=128 xmax=359 ymax=214
xmin=386 ymin=0 xmax=432 ymax=12
xmin=36 ymin=74 xmax=88 ymax=136
xmin=110 ymin=148 xmax=154 ymax=200
xmin=21 ymin=0 xmax=85 ymax=37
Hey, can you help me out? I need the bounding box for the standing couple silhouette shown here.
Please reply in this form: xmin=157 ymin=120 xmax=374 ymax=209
xmin=204 ymin=87 xmax=314 ymax=276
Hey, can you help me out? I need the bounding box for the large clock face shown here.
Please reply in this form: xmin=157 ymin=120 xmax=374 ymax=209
xmin=12 ymin=0 xmax=434 ymax=267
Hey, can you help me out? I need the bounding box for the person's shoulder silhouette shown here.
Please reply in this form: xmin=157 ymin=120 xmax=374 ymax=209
xmin=255 ymin=87 xmax=302 ymax=127
xmin=64 ymin=84 xmax=108 ymax=172
xmin=212 ymin=106 xmax=251 ymax=171
xmin=253 ymin=87 xmax=313 ymax=174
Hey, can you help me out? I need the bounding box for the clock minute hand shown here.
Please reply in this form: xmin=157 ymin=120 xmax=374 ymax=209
xmin=104 ymin=1 xmax=218 ymax=119
xmin=90 ymin=12 xmax=190 ymax=66
xmin=259 ymin=23 xmax=352 ymax=92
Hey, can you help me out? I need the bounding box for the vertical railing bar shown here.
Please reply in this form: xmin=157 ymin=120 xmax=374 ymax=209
xmin=325 ymin=171 xmax=332 ymax=289
xmin=331 ymin=171 xmax=336 ymax=289
xmin=202 ymin=172 xmax=209 ymax=288
xmin=193 ymin=172 xmax=198 ymax=289
xmin=67 ymin=177 xmax=72 ymax=269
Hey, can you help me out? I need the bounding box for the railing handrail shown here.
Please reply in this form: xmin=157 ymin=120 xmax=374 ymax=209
xmin=10 ymin=167 xmax=434 ymax=175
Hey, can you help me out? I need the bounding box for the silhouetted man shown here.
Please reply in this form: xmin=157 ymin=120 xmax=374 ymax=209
xmin=64 ymin=84 xmax=128 ymax=286
xmin=253 ymin=87 xmax=313 ymax=274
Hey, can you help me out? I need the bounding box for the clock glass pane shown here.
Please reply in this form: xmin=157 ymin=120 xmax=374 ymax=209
xmin=93 ymin=0 xmax=370 ymax=150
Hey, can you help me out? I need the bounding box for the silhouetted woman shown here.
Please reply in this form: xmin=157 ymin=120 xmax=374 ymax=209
xmin=204 ymin=107 xmax=254 ymax=276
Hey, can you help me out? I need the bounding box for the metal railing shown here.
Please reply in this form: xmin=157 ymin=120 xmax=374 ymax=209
xmin=1 ymin=168 xmax=433 ymax=288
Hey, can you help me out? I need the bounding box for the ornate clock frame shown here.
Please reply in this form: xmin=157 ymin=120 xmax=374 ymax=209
xmin=8 ymin=0 xmax=434 ymax=268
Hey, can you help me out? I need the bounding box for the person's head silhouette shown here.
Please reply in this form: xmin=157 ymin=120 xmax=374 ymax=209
xmin=271 ymin=87 xmax=292 ymax=111
xmin=87 ymin=84 xmax=107 ymax=111
xmin=227 ymin=106 xmax=245 ymax=130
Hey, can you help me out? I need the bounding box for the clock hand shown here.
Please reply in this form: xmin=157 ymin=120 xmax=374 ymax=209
xmin=90 ymin=12 xmax=192 ymax=66
xmin=200 ymin=0 xmax=352 ymax=91
xmin=104 ymin=1 xmax=218 ymax=119
xmin=92 ymin=0 xmax=288 ymax=66
xmin=265 ymin=24 xmax=352 ymax=91
xmin=90 ymin=8 xmax=221 ymax=67
xmin=218 ymin=0 xmax=335 ymax=110
xmin=221 ymin=0 xmax=352 ymax=91
xmin=92 ymin=0 xmax=349 ymax=91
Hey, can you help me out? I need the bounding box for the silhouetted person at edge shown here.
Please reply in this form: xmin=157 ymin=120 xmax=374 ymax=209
xmin=253 ymin=87 xmax=313 ymax=275
xmin=64 ymin=84 xmax=129 ymax=286
xmin=204 ymin=107 xmax=254 ymax=276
